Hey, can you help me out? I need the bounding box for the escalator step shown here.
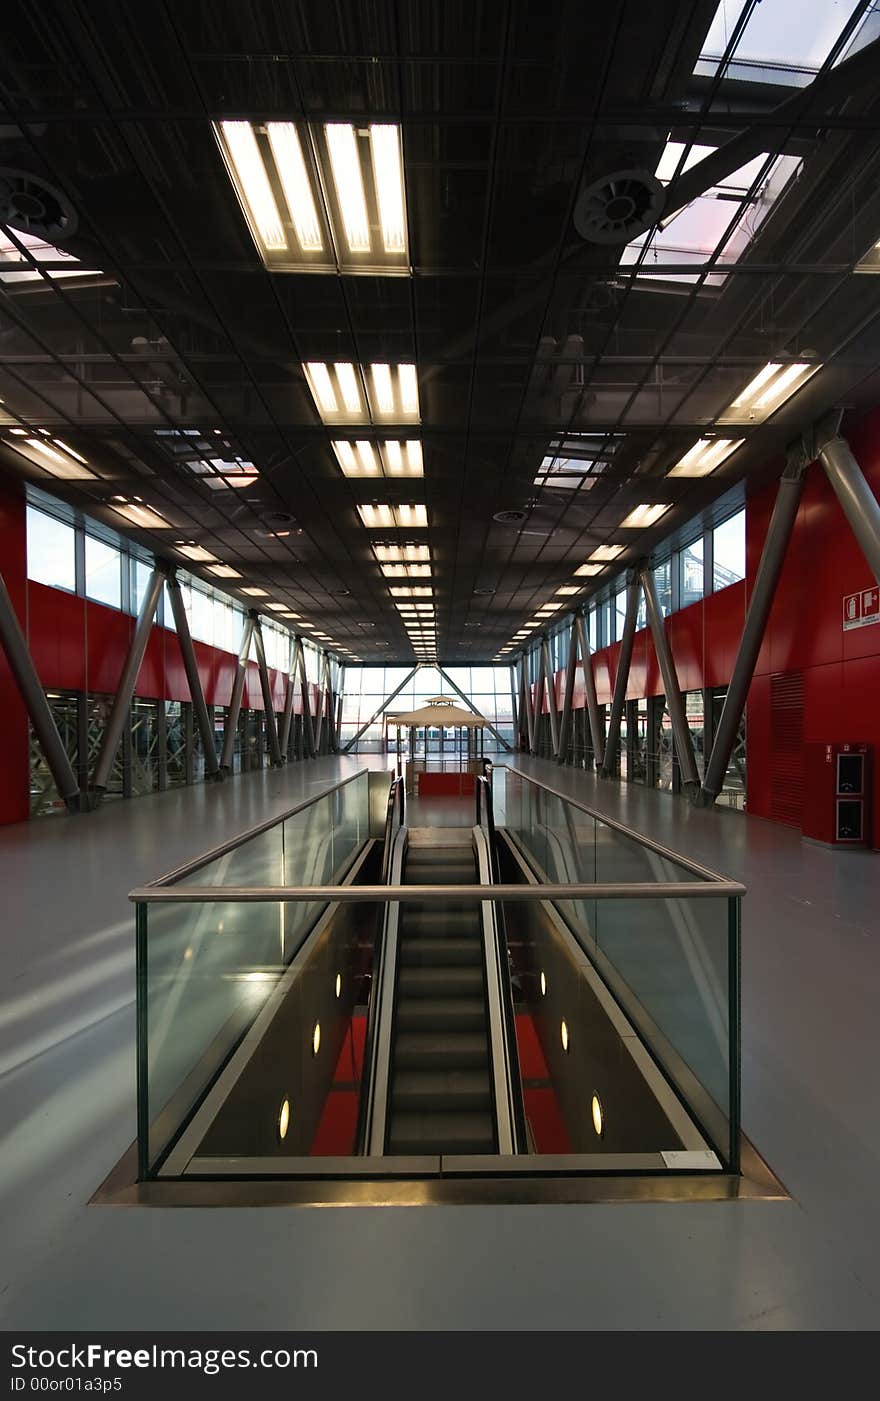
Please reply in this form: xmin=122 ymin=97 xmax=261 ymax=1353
xmin=397 ymin=998 xmax=486 ymax=1032
xmin=392 ymin=1068 xmax=492 ymax=1111
xmin=405 ymin=864 xmax=476 ymax=885
xmin=399 ymin=937 xmax=482 ymax=967
xmin=398 ymin=966 xmax=484 ymax=998
xmin=395 ymin=1032 xmax=489 ymax=1069
xmin=387 ymin=1110 xmax=495 ymax=1155
xmin=400 ymin=908 xmax=477 ymax=935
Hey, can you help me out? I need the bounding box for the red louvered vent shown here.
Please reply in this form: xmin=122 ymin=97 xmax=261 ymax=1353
xmin=770 ymin=670 xmax=804 ymax=826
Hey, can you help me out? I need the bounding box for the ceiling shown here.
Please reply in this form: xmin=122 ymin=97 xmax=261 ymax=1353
xmin=1 ymin=0 xmax=880 ymax=664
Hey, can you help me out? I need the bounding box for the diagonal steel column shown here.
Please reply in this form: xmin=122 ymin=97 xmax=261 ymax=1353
xmin=251 ymin=615 xmax=283 ymax=767
xmin=279 ymin=637 xmax=296 ymax=760
xmin=335 ymin=664 xmax=346 ymax=748
xmin=437 ymin=666 xmax=512 ymax=751
xmin=294 ymin=638 xmax=318 ymax=758
xmin=342 ymin=666 xmax=417 ymax=753
xmin=165 ymin=571 xmax=219 ymax=779
xmin=92 ymin=567 xmax=163 ymax=794
xmin=314 ymin=651 xmax=331 ymax=754
xmin=640 ymin=565 xmax=699 ymax=795
xmin=531 ymin=646 xmax=545 ymax=754
xmin=0 ymin=567 xmax=81 ymax=811
xmin=220 ymin=612 xmax=255 ymax=772
xmin=600 ymin=572 xmax=640 ymax=779
xmin=817 ymin=431 xmax=880 ymax=587
xmin=509 ymin=663 xmax=519 ymax=744
xmin=541 ymin=637 xmax=561 ymax=757
xmin=519 ymin=656 xmax=535 ymax=751
xmin=555 ymin=616 xmax=580 ymax=765
xmin=574 ymin=612 xmax=604 ymax=767
xmin=699 ymin=455 xmax=807 ymax=806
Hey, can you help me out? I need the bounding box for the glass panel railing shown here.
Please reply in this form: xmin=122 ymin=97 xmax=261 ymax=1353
xmin=139 ymin=771 xmax=371 ymax=1173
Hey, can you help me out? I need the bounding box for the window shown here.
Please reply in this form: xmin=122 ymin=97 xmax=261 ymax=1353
xmin=713 ymin=510 xmax=746 ymax=590
xmin=653 ymin=560 xmax=672 ymax=617
xmin=614 ymin=589 xmax=627 ymax=641
xmin=131 ymin=558 xmax=154 ymax=615
xmin=679 ymin=539 xmax=704 ymax=608
xmin=85 ymin=535 xmax=121 ymax=608
xmin=26 ymin=507 xmax=76 ymax=591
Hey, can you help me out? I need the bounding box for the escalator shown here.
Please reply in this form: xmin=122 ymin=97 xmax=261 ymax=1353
xmin=362 ymin=779 xmax=525 ymax=1159
xmin=386 ymin=839 xmax=495 ymax=1154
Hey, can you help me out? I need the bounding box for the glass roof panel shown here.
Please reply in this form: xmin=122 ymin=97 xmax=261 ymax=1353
xmin=695 ymin=0 xmax=870 ymax=87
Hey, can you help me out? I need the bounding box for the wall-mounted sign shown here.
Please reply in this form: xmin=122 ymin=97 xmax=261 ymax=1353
xmin=843 ymin=587 xmax=880 ymax=631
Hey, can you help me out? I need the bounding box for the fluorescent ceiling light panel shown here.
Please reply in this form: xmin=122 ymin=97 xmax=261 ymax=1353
xmin=219 ymin=121 xmax=286 ymax=251
xmin=207 ymin=564 xmax=242 ymax=578
xmin=381 ymin=563 xmax=432 ymax=577
xmin=304 ymin=362 xmax=340 ymax=417
xmin=18 ymin=437 xmax=95 ymax=480
xmin=575 ymin=563 xmax=606 ymax=577
xmin=374 ymin=543 xmax=430 ymax=562
xmin=266 ymin=122 xmax=323 ymax=251
xmin=589 ymin=544 xmax=624 ymax=561
xmin=721 ymin=361 xmax=817 ymax=422
xmin=619 ymin=504 xmax=670 ymax=529
xmin=395 ymin=503 xmax=427 ymax=528
xmin=365 ymin=364 xmax=420 ymax=423
xmin=390 ymin=586 xmax=433 ymax=597
xmin=325 ymin=123 xmax=370 ymax=253
xmin=176 ymin=544 xmax=217 ymax=562
xmin=240 ymin=586 xmax=269 ymax=597
xmin=265 ymin=602 xmax=288 ymax=611
xmin=370 ymin=125 xmax=406 ymax=253
xmin=109 ymin=499 xmax=169 ymax=530
xmin=371 ymin=363 xmax=395 ymax=416
xmin=358 ymin=503 xmax=394 ymax=528
xmin=51 ymin=438 xmax=88 ymax=465
xmin=668 ymin=437 xmax=740 ymax=477
xmin=556 ymin=586 xmax=581 ymax=595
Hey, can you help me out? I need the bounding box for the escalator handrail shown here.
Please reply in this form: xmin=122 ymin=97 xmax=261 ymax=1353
xmin=359 ymin=823 xmax=408 ymax=1156
xmin=472 ymin=824 xmax=528 ymax=1156
xmin=380 ymin=774 xmax=405 ymax=885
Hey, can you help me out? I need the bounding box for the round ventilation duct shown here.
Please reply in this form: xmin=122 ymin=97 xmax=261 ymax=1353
xmin=0 ymin=169 xmax=78 ymax=242
xmin=573 ymin=169 xmax=664 ymax=245
xmin=493 ymin=509 xmax=528 ymax=524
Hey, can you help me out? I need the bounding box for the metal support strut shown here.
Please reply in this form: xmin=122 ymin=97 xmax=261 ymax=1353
xmin=574 ymin=612 xmax=604 ymax=768
xmin=279 ymin=638 xmax=296 ymax=761
xmin=600 ymin=572 xmax=640 ymax=779
xmin=817 ymin=431 xmax=880 ymax=588
xmin=540 ymin=638 xmax=560 ymax=758
xmin=639 ymin=565 xmax=700 ymax=796
xmin=252 ymin=616 xmax=283 ymax=767
xmin=92 ymin=567 xmax=164 ymax=794
xmin=165 ymin=571 xmax=220 ymax=780
xmin=699 ymin=454 xmax=807 ymax=806
xmin=0 ymin=567 xmax=81 ymax=811
xmin=555 ymin=617 xmax=579 ymax=764
xmin=220 ymin=612 xmax=255 ymax=773
xmin=343 ymin=666 xmax=418 ymax=753
xmin=437 ymin=665 xmax=512 ymax=752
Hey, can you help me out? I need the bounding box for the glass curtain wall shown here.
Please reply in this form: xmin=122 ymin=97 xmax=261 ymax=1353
xmin=339 ymin=666 xmax=515 ymax=752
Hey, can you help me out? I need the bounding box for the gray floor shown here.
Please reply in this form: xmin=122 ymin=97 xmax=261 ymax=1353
xmin=1 ymin=753 xmax=878 ymax=1330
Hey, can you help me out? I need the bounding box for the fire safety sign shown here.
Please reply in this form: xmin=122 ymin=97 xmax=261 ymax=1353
xmin=843 ymin=587 xmax=880 ymax=631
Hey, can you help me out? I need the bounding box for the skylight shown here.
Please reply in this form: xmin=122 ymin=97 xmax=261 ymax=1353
xmin=695 ymin=0 xmax=874 ymax=88
xmin=0 ymin=230 xmax=103 ymax=286
xmin=622 ymin=136 xmax=801 ymax=286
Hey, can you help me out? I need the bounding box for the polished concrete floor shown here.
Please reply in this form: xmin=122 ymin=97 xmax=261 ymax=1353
xmin=1 ymin=752 xmax=878 ymax=1329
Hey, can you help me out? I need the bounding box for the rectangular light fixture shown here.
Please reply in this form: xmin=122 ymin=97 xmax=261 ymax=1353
xmin=17 ymin=437 xmax=96 ymax=480
xmin=304 ymin=362 xmax=365 ymax=423
xmin=240 ymin=586 xmax=269 ymax=597
xmin=721 ymin=361 xmax=817 ymax=423
xmin=556 ymin=586 xmax=581 ymax=596
xmin=589 ymin=544 xmax=624 ymax=562
xmin=374 ymin=543 xmax=430 ymax=562
xmin=537 ymin=602 xmax=562 ymax=612
xmin=218 ymin=120 xmax=286 ymax=252
xmin=334 ymin=438 xmax=423 ymax=478
xmin=575 ymin=563 xmax=606 ymax=577
xmin=266 ymin=122 xmax=323 ymax=252
xmin=619 ymin=504 xmax=670 ymax=529
xmin=265 ymin=602 xmax=288 ymax=611
xmin=216 ymin=120 xmax=408 ymax=273
xmin=358 ymin=503 xmax=428 ymax=529
xmin=109 ymin=498 xmax=170 ymax=530
xmin=381 ymin=563 xmax=432 ymax=578
xmin=176 ymin=543 xmax=217 ymax=563
xmin=308 ymin=364 xmax=418 ymax=425
xmin=668 ymin=437 xmax=741 ymax=478
xmin=390 ymin=586 xmax=433 ymax=597
xmin=207 ymin=564 xmax=242 ymax=578
xmin=364 ymin=364 xmax=420 ymax=424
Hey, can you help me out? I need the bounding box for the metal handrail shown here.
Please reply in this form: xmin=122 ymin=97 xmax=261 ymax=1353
xmin=380 ymin=774 xmax=405 ymax=884
xmin=497 ymin=764 xmax=737 ymax=887
xmin=143 ymin=769 xmax=368 ymax=888
xmin=130 ymin=880 xmax=746 ymax=903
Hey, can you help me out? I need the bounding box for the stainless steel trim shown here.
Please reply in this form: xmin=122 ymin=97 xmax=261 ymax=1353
xmin=144 ymin=769 xmax=368 ymax=887
xmin=364 ymin=824 xmax=408 ymax=1156
xmin=473 ymin=826 xmax=516 ymax=1156
xmin=131 ymin=880 xmax=746 ymax=903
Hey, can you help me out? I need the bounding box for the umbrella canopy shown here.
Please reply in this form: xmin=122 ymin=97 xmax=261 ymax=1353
xmin=390 ymin=700 xmax=485 ymax=728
